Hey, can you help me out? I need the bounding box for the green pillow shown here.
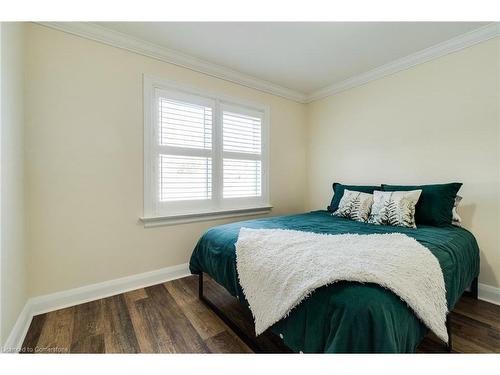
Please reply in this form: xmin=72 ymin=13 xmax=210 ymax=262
xmin=382 ymin=183 xmax=462 ymax=226
xmin=328 ymin=183 xmax=380 ymax=212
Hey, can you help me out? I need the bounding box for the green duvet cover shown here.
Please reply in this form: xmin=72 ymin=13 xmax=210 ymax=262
xmin=189 ymin=211 xmax=480 ymax=353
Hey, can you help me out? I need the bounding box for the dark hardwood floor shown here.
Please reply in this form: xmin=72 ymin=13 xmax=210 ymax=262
xmin=21 ymin=275 xmax=500 ymax=353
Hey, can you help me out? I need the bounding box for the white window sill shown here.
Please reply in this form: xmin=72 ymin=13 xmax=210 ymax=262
xmin=140 ymin=206 xmax=273 ymax=228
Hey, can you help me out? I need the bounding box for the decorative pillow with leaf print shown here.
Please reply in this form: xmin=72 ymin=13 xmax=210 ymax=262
xmin=452 ymin=195 xmax=463 ymax=227
xmin=332 ymin=189 xmax=374 ymax=223
xmin=368 ymin=190 xmax=422 ymax=228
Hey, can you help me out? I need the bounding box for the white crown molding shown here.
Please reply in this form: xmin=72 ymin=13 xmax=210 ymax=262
xmin=2 ymin=263 xmax=190 ymax=353
xmin=36 ymin=22 xmax=307 ymax=103
xmin=35 ymin=22 xmax=499 ymax=105
xmin=306 ymin=23 xmax=500 ymax=102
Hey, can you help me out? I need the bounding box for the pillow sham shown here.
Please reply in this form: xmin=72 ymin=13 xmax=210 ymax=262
xmin=382 ymin=183 xmax=462 ymax=226
xmin=332 ymin=189 xmax=374 ymax=223
xmin=452 ymin=195 xmax=463 ymax=226
xmin=368 ymin=190 xmax=422 ymax=228
xmin=328 ymin=183 xmax=380 ymax=212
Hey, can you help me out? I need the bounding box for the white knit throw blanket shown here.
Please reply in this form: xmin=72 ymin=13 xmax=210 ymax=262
xmin=235 ymin=228 xmax=449 ymax=342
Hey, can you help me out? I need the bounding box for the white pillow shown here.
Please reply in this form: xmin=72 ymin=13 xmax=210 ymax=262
xmin=368 ymin=190 xmax=422 ymax=228
xmin=452 ymin=195 xmax=463 ymax=226
xmin=332 ymin=189 xmax=374 ymax=223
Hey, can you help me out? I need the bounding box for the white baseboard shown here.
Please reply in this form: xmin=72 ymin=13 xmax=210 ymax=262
xmin=29 ymin=263 xmax=190 ymax=315
xmin=2 ymin=263 xmax=191 ymax=353
xmin=3 ymin=268 xmax=498 ymax=353
xmin=479 ymin=283 xmax=500 ymax=305
xmin=3 ymin=303 xmax=33 ymax=353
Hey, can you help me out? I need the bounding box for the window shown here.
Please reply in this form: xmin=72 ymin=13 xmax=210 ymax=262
xmin=143 ymin=76 xmax=270 ymax=225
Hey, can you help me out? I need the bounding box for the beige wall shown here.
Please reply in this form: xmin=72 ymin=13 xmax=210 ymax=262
xmin=307 ymin=38 xmax=500 ymax=288
xmin=22 ymin=24 xmax=500 ymax=300
xmin=0 ymin=23 xmax=27 ymax=345
xmin=25 ymin=24 xmax=308 ymax=297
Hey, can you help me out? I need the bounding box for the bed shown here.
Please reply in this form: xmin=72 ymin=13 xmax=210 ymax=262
xmin=189 ymin=210 xmax=480 ymax=353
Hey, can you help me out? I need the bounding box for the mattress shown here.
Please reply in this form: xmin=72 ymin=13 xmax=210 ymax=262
xmin=189 ymin=210 xmax=480 ymax=353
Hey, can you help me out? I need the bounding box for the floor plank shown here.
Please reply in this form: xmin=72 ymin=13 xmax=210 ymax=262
xmin=454 ymin=297 xmax=500 ymax=330
xmin=21 ymin=275 xmax=500 ymax=353
xmin=20 ymin=314 xmax=47 ymax=353
xmin=35 ymin=307 xmax=74 ymax=353
xmin=123 ymin=289 xmax=157 ymax=353
xmin=134 ymin=297 xmax=177 ymax=353
xmin=101 ymin=294 xmax=140 ymax=353
xmin=164 ymin=278 xmax=198 ymax=306
xmin=71 ymin=334 xmax=105 ymax=354
xmin=144 ymin=284 xmax=209 ymax=353
xmin=167 ymin=278 xmax=227 ymax=340
xmin=205 ymin=331 xmax=253 ymax=353
xmin=451 ymin=312 xmax=499 ymax=352
xmin=70 ymin=300 xmax=105 ymax=353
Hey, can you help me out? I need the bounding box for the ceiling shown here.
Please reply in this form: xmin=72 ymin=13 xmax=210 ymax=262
xmin=95 ymin=22 xmax=488 ymax=96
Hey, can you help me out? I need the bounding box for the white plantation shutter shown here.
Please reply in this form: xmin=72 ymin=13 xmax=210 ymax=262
xmin=223 ymin=111 xmax=261 ymax=154
xmin=155 ymin=93 xmax=214 ymax=204
xmin=144 ymin=78 xmax=269 ymax=219
xmin=159 ymin=98 xmax=212 ymax=150
xmin=222 ymin=107 xmax=263 ymax=199
xmin=223 ymin=159 xmax=261 ymax=198
xmin=159 ymin=155 xmax=212 ymax=201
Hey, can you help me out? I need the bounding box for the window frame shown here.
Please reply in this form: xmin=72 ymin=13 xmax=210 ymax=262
xmin=142 ymin=75 xmax=271 ymax=226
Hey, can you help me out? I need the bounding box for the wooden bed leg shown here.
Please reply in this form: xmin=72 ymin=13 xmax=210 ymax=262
xmin=446 ymin=315 xmax=452 ymax=353
xmin=471 ymin=277 xmax=478 ymax=300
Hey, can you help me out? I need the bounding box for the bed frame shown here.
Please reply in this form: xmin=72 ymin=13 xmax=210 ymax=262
xmin=198 ymin=272 xmax=270 ymax=353
xmin=198 ymin=271 xmax=479 ymax=353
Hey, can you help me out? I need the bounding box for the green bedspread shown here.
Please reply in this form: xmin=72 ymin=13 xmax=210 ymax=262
xmin=189 ymin=211 xmax=480 ymax=353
